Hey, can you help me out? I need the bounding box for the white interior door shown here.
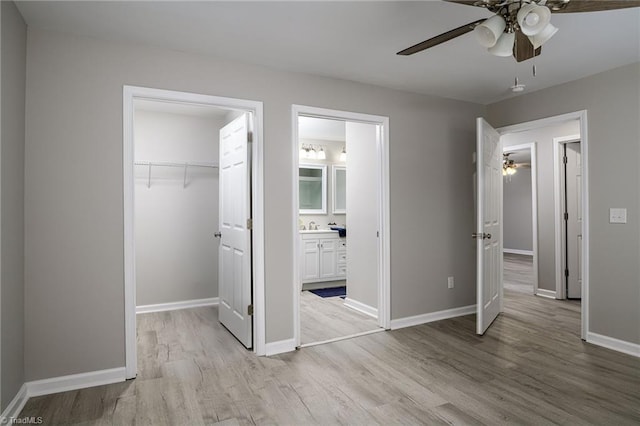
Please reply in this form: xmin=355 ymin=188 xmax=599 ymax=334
xmin=218 ymin=113 xmax=252 ymax=348
xmin=565 ymin=142 xmax=582 ymax=298
xmin=476 ymin=118 xmax=503 ymax=335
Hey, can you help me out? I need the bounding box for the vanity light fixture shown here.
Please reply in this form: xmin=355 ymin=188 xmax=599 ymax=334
xmin=339 ymin=146 xmax=347 ymax=162
xmin=317 ymin=146 xmax=326 ymax=160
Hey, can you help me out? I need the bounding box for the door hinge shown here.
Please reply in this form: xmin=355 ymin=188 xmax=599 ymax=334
xmin=248 ymin=304 xmax=254 ymax=316
xmin=563 ymin=156 xmax=568 ymax=164
xmin=565 ymin=269 xmax=569 ymax=277
xmin=376 ymin=231 xmax=380 ymax=237
xmin=564 ymin=212 xmax=569 ymax=221
xmin=247 ymin=131 xmax=253 ymax=143
xmin=247 ymin=218 xmax=253 ymax=230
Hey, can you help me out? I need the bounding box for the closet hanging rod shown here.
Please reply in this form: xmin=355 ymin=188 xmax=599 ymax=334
xmin=134 ymin=160 xmax=218 ymax=169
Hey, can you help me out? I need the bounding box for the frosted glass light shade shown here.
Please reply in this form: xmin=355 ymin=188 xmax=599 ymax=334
xmin=488 ymin=31 xmax=515 ymax=57
xmin=317 ymin=148 xmax=326 ymax=160
xmin=474 ymin=15 xmax=506 ymax=48
xmin=517 ymin=4 xmax=551 ymax=36
xmin=529 ymin=23 xmax=558 ymax=49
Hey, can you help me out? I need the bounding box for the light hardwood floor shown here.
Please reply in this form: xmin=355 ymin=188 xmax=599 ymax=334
xmin=20 ymin=288 xmax=638 ymax=424
xmin=300 ymin=290 xmax=380 ymax=345
xmin=503 ymin=252 xmax=535 ymax=294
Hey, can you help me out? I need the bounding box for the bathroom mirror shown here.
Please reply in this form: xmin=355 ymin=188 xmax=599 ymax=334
xmin=332 ymin=165 xmax=346 ymax=214
xmin=299 ymin=164 xmax=327 ymax=214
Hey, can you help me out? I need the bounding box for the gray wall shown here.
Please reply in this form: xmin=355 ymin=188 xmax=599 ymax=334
xmin=24 ymin=29 xmax=483 ymax=381
xmin=134 ymin=110 xmax=220 ymax=306
xmin=503 ymin=168 xmax=533 ymax=252
xmin=488 ymin=63 xmax=640 ymax=345
xmin=1 ymin=0 xmax=26 ymax=411
xmin=502 ymin=121 xmax=580 ymax=292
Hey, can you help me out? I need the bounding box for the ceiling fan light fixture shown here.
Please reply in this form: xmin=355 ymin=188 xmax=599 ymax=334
xmin=488 ymin=31 xmax=515 ymax=57
xmin=528 ymin=23 xmax=558 ymax=49
xmin=474 ymin=14 xmax=506 ymax=47
xmin=517 ymin=4 xmax=551 ymax=36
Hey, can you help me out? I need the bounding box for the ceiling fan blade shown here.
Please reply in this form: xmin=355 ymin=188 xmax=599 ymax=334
xmin=397 ymin=19 xmax=485 ymax=56
xmin=513 ymin=31 xmax=541 ymax=62
xmin=549 ymin=0 xmax=640 ymax=13
xmin=443 ymin=0 xmax=481 ymax=6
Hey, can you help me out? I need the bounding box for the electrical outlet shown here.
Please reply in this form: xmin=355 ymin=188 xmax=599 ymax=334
xmin=448 ymin=276 xmax=454 ymax=289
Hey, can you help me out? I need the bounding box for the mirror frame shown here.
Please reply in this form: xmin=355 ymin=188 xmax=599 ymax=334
xmin=332 ymin=165 xmax=346 ymax=214
xmin=299 ymin=163 xmax=327 ymax=215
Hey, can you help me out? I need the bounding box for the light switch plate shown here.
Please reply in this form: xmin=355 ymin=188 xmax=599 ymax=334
xmin=609 ymin=208 xmax=627 ymax=224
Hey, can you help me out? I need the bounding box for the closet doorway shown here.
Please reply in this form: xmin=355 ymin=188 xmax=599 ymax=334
xmin=123 ymin=86 xmax=265 ymax=379
xmin=292 ymin=105 xmax=391 ymax=348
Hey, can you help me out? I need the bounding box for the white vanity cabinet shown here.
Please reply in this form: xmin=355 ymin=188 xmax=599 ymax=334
xmin=300 ymin=231 xmax=346 ymax=283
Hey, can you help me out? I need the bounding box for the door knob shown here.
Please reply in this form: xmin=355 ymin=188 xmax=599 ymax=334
xmin=214 ymin=232 xmax=222 ymax=238
xmin=472 ymin=232 xmax=492 ymax=240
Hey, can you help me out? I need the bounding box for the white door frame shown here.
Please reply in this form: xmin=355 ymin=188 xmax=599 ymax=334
xmin=553 ymin=134 xmax=581 ymax=300
xmin=497 ymin=110 xmax=588 ymax=340
xmin=502 ymin=142 xmax=540 ymax=295
xmin=123 ymin=85 xmax=266 ymax=379
xmin=291 ymin=105 xmax=391 ymax=347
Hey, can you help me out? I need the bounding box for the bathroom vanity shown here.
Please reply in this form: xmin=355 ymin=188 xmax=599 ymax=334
xmin=300 ymin=230 xmax=346 ymax=283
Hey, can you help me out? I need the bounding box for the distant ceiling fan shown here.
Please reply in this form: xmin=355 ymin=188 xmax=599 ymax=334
xmin=503 ymin=152 xmax=530 ymax=176
xmin=398 ymin=0 xmax=640 ymax=62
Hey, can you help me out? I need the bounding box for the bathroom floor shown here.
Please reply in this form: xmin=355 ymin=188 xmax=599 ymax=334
xmin=300 ymin=290 xmax=380 ymax=345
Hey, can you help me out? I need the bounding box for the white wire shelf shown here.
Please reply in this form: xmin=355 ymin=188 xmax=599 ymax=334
xmin=135 ymin=161 xmax=218 ymax=188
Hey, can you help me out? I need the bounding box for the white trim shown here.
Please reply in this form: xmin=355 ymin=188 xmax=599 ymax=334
xmin=535 ymin=288 xmax=557 ymax=299
xmin=299 ymin=328 xmax=384 ymax=348
xmin=498 ymin=110 xmax=589 ymax=341
xmin=123 ymin=86 xmax=266 ymax=379
xmin=390 ymin=305 xmax=476 ymax=330
xmin=503 ymin=248 xmax=533 ymax=256
xmin=1 ymin=384 xmax=28 ymax=423
xmin=502 ymin=142 xmax=538 ymax=294
xmin=27 ymin=367 xmax=126 ymax=398
xmin=343 ymin=297 xmax=378 ymax=319
xmin=291 ymin=105 xmax=391 ymax=349
xmin=586 ymin=332 xmax=640 ymax=358
xmin=136 ymin=297 xmax=219 ymax=314
xmin=264 ymin=339 xmax=296 ymax=356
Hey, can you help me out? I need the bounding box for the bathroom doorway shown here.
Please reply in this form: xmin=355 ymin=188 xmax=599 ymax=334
xmin=292 ymin=106 xmax=390 ymax=347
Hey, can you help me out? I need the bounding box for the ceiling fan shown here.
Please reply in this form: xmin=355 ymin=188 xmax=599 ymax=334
xmin=398 ymin=0 xmax=640 ymax=62
xmin=503 ymin=152 xmax=530 ymax=176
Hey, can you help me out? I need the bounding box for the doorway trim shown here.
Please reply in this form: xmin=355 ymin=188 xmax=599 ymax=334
xmin=291 ymin=105 xmax=391 ymax=347
xmin=553 ymin=134 xmax=581 ymax=300
xmin=123 ymin=85 xmax=266 ymax=379
xmin=497 ymin=110 xmax=588 ymax=340
xmin=502 ymin=142 xmax=539 ymax=295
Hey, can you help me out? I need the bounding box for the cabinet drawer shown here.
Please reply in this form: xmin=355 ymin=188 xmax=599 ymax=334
xmin=337 ymin=265 xmax=347 ymax=277
xmin=338 ymin=240 xmax=347 ymax=248
xmin=337 ymin=251 xmax=347 ymax=264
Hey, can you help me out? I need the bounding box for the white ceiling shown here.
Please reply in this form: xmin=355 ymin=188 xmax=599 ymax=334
xmin=15 ymin=1 xmax=640 ymax=105
xmin=299 ymin=116 xmax=346 ymax=141
xmin=134 ymin=99 xmax=230 ymax=118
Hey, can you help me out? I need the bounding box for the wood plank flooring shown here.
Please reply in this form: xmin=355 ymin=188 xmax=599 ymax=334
xmin=300 ymin=290 xmax=380 ymax=345
xmin=20 ymin=287 xmax=638 ymax=424
xmin=503 ymin=253 xmax=535 ymax=294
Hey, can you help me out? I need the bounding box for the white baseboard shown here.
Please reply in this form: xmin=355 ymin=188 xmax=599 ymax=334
xmin=503 ymin=248 xmax=534 ymax=256
xmin=27 ymin=367 xmax=126 ymax=397
xmin=1 ymin=384 xmax=28 ymax=423
xmin=536 ymin=288 xmax=557 ymax=299
xmin=343 ymin=297 xmax=378 ymax=319
xmin=586 ymin=332 xmax=640 ymax=358
xmin=391 ymin=305 xmax=476 ymax=330
xmin=136 ymin=297 xmax=219 ymax=314
xmin=265 ymin=338 xmax=296 ymax=356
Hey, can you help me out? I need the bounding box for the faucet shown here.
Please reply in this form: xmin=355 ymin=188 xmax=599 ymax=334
xmin=308 ymin=221 xmax=317 ymax=230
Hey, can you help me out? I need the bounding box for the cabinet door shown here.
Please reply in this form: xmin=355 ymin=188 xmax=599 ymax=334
xmin=301 ymin=239 xmax=320 ymax=281
xmin=319 ymin=238 xmax=337 ymax=279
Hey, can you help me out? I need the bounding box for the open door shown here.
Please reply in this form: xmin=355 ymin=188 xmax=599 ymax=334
xmin=475 ymin=118 xmax=503 ymax=335
xmin=564 ymin=142 xmax=582 ymax=299
xmin=218 ymin=113 xmax=253 ymax=348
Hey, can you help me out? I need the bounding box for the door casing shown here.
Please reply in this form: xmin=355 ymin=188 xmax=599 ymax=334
xmin=123 ymin=86 xmax=265 ymax=379
xmin=291 ymin=105 xmax=391 ymax=348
